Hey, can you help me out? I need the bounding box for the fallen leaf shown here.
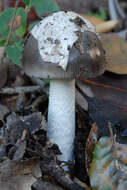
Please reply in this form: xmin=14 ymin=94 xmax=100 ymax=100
xmin=0 ymin=158 xmax=41 ymax=190
xmin=0 ymin=94 xmax=19 ymax=110
xmin=0 ymin=104 xmax=9 ymax=143
xmin=81 ymin=15 xmax=118 ymax=33
xmin=0 ymin=104 xmax=9 ymax=122
xmin=22 ymin=112 xmax=44 ymax=134
xmin=96 ymin=20 xmax=118 ymax=33
xmin=101 ymin=34 xmax=127 ymax=74
xmin=89 ymin=136 xmax=127 ymax=190
xmin=32 ymin=178 xmax=64 ymax=190
xmin=79 ymin=73 xmax=127 ymax=144
xmin=85 ymin=123 xmax=98 ymax=172
xmin=12 ymin=140 xmax=27 ymax=161
xmin=81 ymin=15 xmax=104 ymax=26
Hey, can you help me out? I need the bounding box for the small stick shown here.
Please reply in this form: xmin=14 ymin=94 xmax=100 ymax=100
xmin=4 ymin=0 xmax=20 ymax=49
xmin=0 ymin=86 xmax=41 ymax=95
xmin=108 ymin=122 xmax=117 ymax=157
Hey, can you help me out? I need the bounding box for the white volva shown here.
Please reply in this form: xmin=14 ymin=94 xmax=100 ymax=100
xmin=48 ymin=79 xmax=75 ymax=162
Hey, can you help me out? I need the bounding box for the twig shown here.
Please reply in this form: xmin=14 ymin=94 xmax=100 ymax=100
xmin=40 ymin=159 xmax=86 ymax=190
xmin=31 ymin=77 xmax=49 ymax=95
xmin=0 ymin=86 xmax=41 ymax=95
xmin=31 ymin=77 xmax=46 ymax=88
xmin=108 ymin=122 xmax=117 ymax=157
xmin=4 ymin=0 xmax=20 ymax=49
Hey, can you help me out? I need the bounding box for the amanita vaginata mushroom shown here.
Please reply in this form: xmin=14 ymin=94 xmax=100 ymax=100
xmin=23 ymin=11 xmax=106 ymax=164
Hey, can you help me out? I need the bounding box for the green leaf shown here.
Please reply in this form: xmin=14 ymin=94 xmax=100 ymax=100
xmin=0 ymin=8 xmax=14 ymax=39
xmin=31 ymin=0 xmax=60 ymax=17
xmin=16 ymin=8 xmax=27 ymax=37
xmin=89 ymin=137 xmax=114 ymax=190
xmin=43 ymin=79 xmax=50 ymax=84
xmin=0 ymin=36 xmax=6 ymax=46
xmin=6 ymin=39 xmax=24 ymax=67
xmin=28 ymin=20 xmax=40 ymax=31
xmin=15 ymin=40 xmax=24 ymax=52
xmin=88 ymin=8 xmax=107 ymax=20
xmin=22 ymin=0 xmax=31 ymax=12
xmin=0 ymin=7 xmax=27 ymax=45
xmin=22 ymin=0 xmax=31 ymax=5
xmin=0 ymin=40 xmax=6 ymax=47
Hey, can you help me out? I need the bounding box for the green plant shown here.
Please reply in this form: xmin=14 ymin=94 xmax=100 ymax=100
xmin=0 ymin=0 xmax=59 ymax=66
xmin=88 ymin=8 xmax=107 ymax=20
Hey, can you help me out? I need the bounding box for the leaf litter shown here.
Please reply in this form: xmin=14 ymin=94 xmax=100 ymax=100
xmin=1 ymin=0 xmax=127 ymax=189
xmin=0 ymin=79 xmax=90 ymax=190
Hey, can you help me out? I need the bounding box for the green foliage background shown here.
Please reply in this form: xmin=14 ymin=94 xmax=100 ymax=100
xmin=0 ymin=0 xmax=59 ymax=66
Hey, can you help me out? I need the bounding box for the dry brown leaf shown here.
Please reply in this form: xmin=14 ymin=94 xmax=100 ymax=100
xmin=81 ymin=15 xmax=118 ymax=33
xmin=79 ymin=73 xmax=127 ymax=143
xmin=81 ymin=14 xmax=104 ymax=26
xmin=96 ymin=20 xmax=118 ymax=33
xmin=0 ymin=158 xmax=41 ymax=190
xmin=101 ymin=34 xmax=127 ymax=74
xmin=85 ymin=123 xmax=98 ymax=172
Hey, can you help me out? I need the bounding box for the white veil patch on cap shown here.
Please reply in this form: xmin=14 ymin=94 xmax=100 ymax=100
xmin=31 ymin=11 xmax=97 ymax=71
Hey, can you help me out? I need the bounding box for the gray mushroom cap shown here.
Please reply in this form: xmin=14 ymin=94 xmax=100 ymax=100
xmin=23 ymin=11 xmax=106 ymax=79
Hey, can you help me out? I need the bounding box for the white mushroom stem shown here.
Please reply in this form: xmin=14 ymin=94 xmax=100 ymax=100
xmin=47 ymin=79 xmax=75 ymax=162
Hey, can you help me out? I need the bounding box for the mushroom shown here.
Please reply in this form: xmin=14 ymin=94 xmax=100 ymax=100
xmin=23 ymin=11 xmax=106 ymax=164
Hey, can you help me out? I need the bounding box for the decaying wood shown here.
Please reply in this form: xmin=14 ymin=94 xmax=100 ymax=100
xmin=40 ymin=159 xmax=87 ymax=190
